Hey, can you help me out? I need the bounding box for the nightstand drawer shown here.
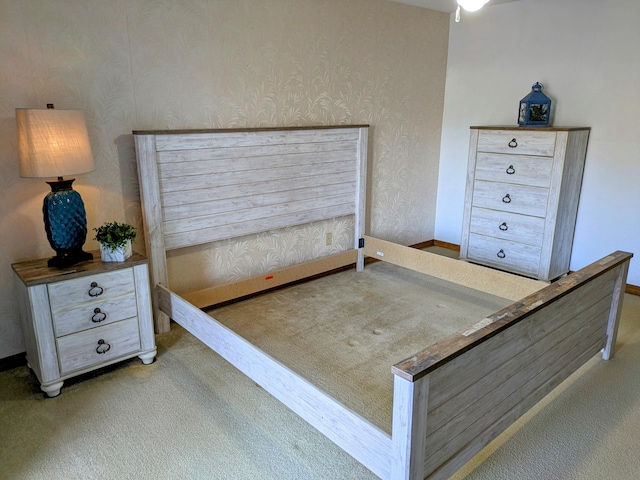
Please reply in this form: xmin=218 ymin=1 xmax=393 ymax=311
xmin=48 ymin=269 xmax=135 ymax=312
xmin=57 ymin=318 xmax=141 ymax=374
xmin=475 ymin=153 xmax=553 ymax=188
xmin=52 ymin=292 xmax=138 ymax=337
xmin=477 ymin=130 xmax=556 ymax=156
xmin=472 ymin=180 xmax=549 ymax=217
xmin=467 ymin=234 xmax=541 ymax=277
xmin=469 ymin=207 xmax=545 ymax=247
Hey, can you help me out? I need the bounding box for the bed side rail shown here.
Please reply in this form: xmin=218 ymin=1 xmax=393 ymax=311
xmin=157 ymin=284 xmax=393 ymax=479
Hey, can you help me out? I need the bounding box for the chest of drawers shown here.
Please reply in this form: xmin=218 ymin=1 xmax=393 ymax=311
xmin=12 ymin=253 xmax=157 ymax=397
xmin=460 ymin=126 xmax=590 ymax=281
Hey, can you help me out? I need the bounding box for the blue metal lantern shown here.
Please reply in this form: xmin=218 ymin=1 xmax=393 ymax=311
xmin=518 ymin=82 xmax=552 ymax=126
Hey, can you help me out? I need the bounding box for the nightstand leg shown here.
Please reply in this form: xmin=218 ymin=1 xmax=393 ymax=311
xmin=138 ymin=349 xmax=157 ymax=365
xmin=41 ymin=381 xmax=64 ymax=398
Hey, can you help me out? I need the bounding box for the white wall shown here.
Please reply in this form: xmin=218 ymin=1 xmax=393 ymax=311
xmin=436 ymin=0 xmax=639 ymax=286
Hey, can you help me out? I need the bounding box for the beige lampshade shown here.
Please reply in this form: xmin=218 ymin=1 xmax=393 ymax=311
xmin=16 ymin=108 xmax=95 ymax=178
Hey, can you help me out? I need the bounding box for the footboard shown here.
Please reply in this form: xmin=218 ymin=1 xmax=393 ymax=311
xmin=390 ymin=250 xmax=632 ymax=480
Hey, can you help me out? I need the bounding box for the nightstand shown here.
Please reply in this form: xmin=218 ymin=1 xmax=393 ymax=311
xmin=12 ymin=252 xmax=157 ymax=397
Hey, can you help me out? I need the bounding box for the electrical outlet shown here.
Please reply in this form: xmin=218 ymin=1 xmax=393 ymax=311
xmin=325 ymin=232 xmax=333 ymax=246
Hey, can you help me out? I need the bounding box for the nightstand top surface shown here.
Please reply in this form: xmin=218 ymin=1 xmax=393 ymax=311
xmin=12 ymin=252 xmax=148 ymax=286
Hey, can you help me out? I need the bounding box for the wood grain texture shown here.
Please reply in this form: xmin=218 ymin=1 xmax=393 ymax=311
xmin=158 ymin=284 xmax=393 ymax=479
xmin=460 ymin=126 xmax=590 ymax=281
xmin=134 ymin=126 xmax=369 ymax=332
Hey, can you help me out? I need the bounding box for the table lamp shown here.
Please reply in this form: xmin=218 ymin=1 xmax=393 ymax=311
xmin=16 ymin=105 xmax=96 ymax=268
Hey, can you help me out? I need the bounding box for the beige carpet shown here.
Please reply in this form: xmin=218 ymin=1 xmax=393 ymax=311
xmin=209 ymin=260 xmax=510 ymax=433
xmin=1 ymin=263 xmax=639 ymax=479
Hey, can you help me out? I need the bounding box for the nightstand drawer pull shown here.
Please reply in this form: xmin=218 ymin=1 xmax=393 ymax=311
xmin=497 ymin=249 xmax=506 ymax=259
xmin=506 ymin=165 xmax=515 ymax=175
xmin=508 ymin=138 xmax=518 ymax=148
xmin=91 ymin=308 xmax=107 ymax=323
xmin=88 ymin=282 xmax=104 ymax=297
xmin=502 ymin=194 xmax=512 ymax=204
xmin=96 ymin=339 xmax=111 ymax=354
xmin=499 ymin=222 xmax=508 ymax=231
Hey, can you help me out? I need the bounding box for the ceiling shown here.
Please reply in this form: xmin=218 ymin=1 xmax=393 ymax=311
xmin=390 ymin=0 xmax=521 ymax=13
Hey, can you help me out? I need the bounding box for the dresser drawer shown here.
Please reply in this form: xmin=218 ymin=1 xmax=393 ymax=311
xmin=48 ymin=269 xmax=135 ymax=312
xmin=472 ymin=180 xmax=549 ymax=217
xmin=57 ymin=318 xmax=141 ymax=374
xmin=467 ymin=234 xmax=541 ymax=277
xmin=475 ymin=153 xmax=553 ymax=188
xmin=477 ymin=130 xmax=556 ymax=156
xmin=52 ymin=292 xmax=138 ymax=337
xmin=469 ymin=207 xmax=545 ymax=247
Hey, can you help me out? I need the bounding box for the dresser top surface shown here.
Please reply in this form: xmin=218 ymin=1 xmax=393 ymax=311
xmin=12 ymin=252 xmax=148 ymax=286
xmin=470 ymin=125 xmax=590 ymax=132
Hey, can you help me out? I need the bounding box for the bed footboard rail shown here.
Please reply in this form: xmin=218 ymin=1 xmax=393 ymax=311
xmin=389 ymin=250 xmax=632 ymax=480
xmin=157 ymin=284 xmax=394 ymax=479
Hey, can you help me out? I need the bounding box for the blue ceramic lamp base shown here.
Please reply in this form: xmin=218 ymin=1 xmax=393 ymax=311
xmin=43 ymin=178 xmax=93 ymax=268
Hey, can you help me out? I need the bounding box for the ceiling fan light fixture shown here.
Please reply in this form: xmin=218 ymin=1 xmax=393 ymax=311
xmin=457 ymin=0 xmax=490 ymax=12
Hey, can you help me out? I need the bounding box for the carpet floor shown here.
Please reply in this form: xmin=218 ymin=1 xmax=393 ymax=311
xmin=1 ymin=258 xmax=639 ymax=479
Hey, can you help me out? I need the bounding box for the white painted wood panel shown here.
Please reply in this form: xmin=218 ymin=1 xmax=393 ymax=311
xmin=158 ymin=285 xmax=393 ymax=480
xmin=52 ymin=293 xmax=138 ymax=337
xmin=461 ymin=127 xmax=590 ymax=281
xmin=467 ymin=234 xmax=541 ymax=276
xmin=476 ymin=130 xmax=556 ymax=156
xmin=48 ymin=269 xmax=135 ymax=311
xmin=134 ymin=126 xmax=369 ymax=332
xmin=56 ymin=317 xmax=141 ymax=374
xmin=154 ymin=127 xmax=360 ymax=151
xmin=426 ymin=267 xmax=618 ymax=412
xmin=471 ymin=180 xmax=549 ymax=217
xmin=474 ymin=153 xmax=553 ymax=188
xmin=469 ymin=207 xmax=545 ymax=246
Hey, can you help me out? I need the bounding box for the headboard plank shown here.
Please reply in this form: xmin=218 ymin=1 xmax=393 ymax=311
xmin=134 ymin=125 xmax=368 ymax=333
xmin=153 ymin=127 xmax=359 ymax=151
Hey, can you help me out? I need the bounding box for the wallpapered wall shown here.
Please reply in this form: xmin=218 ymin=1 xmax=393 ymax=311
xmin=0 ymin=0 xmax=449 ymax=358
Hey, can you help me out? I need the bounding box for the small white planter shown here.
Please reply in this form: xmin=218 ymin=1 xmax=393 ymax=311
xmin=100 ymin=240 xmax=132 ymax=262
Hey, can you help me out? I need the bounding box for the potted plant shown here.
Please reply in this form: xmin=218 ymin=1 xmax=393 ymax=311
xmin=93 ymin=221 xmax=137 ymax=262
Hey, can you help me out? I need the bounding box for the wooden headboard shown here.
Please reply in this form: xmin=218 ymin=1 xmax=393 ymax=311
xmin=134 ymin=125 xmax=369 ymax=332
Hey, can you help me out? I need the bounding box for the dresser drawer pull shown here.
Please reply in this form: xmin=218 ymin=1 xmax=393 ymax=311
xmin=506 ymin=165 xmax=515 ymax=175
xmin=88 ymin=282 xmax=104 ymax=297
xmin=91 ymin=308 xmax=107 ymax=323
xmin=508 ymin=138 xmax=518 ymax=148
xmin=499 ymin=222 xmax=508 ymax=231
xmin=497 ymin=249 xmax=506 ymax=259
xmin=96 ymin=339 xmax=111 ymax=354
xmin=502 ymin=194 xmax=512 ymax=203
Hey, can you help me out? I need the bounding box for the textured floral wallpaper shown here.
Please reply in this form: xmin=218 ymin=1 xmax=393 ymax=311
xmin=0 ymin=0 xmax=448 ymax=358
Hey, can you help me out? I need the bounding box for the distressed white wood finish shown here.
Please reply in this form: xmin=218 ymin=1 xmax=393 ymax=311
xmin=133 ymin=125 xmax=369 ymax=332
xmin=460 ymin=126 xmax=590 ymax=281
xmin=57 ymin=317 xmax=141 ymax=373
xmin=12 ymin=254 xmax=157 ymax=397
xmin=154 ymin=245 xmax=630 ymax=480
xmin=133 ymin=123 xmax=632 ymax=480
xmin=158 ymin=284 xmax=393 ymax=479
xmin=391 ymin=250 xmax=631 ymax=480
xmin=468 ymin=207 xmax=545 ymax=246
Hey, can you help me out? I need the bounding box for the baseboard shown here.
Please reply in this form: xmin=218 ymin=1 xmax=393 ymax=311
xmin=0 ymin=352 xmax=26 ymax=372
xmin=627 ymin=283 xmax=640 ymax=296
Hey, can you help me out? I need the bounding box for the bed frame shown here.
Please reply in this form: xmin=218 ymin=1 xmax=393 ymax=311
xmin=134 ymin=125 xmax=632 ymax=480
